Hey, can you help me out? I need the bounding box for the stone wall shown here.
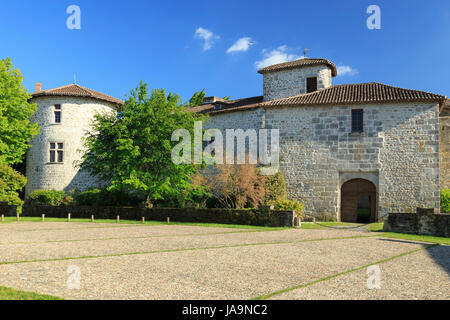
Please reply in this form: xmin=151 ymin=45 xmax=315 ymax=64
xmin=383 ymin=211 xmax=450 ymax=237
xmin=439 ymin=116 xmax=450 ymax=189
xmin=25 ymin=96 xmax=116 ymax=196
xmin=205 ymin=102 xmax=441 ymax=220
xmin=22 ymin=205 xmax=300 ymax=227
xmin=262 ymin=65 xmax=332 ymax=101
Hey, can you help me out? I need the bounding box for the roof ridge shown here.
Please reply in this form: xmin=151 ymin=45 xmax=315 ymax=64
xmin=40 ymin=83 xmax=75 ymax=94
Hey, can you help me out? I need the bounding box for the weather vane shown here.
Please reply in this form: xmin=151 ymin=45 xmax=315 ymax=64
xmin=303 ymin=48 xmax=309 ymax=57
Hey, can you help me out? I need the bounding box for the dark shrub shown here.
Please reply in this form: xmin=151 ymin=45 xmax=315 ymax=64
xmin=75 ymin=188 xmax=144 ymax=207
xmin=75 ymin=188 xmax=102 ymax=206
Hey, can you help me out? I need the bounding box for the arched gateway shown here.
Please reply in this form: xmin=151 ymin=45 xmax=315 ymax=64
xmin=340 ymin=179 xmax=377 ymax=223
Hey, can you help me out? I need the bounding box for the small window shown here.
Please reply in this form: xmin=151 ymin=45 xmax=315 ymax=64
xmin=306 ymin=77 xmax=317 ymax=93
xmin=49 ymin=142 xmax=64 ymax=163
xmin=351 ymin=109 xmax=364 ymax=133
xmin=54 ymin=105 xmax=61 ymax=123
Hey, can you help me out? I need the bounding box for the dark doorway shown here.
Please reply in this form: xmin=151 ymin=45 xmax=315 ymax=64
xmin=341 ymin=179 xmax=376 ymax=223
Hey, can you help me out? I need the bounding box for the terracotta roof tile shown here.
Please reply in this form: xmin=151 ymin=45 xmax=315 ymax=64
xmin=31 ymin=84 xmax=124 ymax=106
xmin=190 ymin=96 xmax=263 ymax=114
xmin=258 ymin=58 xmax=338 ymax=77
xmin=262 ymin=83 xmax=446 ymax=107
xmin=196 ymin=83 xmax=446 ymax=115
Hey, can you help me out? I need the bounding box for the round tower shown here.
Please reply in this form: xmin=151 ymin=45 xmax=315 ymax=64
xmin=258 ymin=58 xmax=337 ymax=101
xmin=25 ymin=84 xmax=124 ymax=196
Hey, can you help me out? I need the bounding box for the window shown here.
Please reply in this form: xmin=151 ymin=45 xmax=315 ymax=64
xmin=351 ymin=109 xmax=364 ymax=133
xmin=49 ymin=142 xmax=64 ymax=163
xmin=54 ymin=105 xmax=61 ymax=123
xmin=306 ymin=77 xmax=317 ymax=93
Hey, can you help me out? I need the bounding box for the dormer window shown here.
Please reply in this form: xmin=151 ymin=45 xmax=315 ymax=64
xmin=213 ymin=104 xmax=223 ymax=111
xmin=54 ymin=105 xmax=61 ymax=123
xmin=306 ymin=77 xmax=317 ymax=93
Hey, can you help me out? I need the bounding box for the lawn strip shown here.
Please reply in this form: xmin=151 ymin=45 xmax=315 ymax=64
xmin=251 ymin=243 xmax=439 ymax=300
xmin=3 ymin=229 xmax=266 ymax=245
xmin=0 ymin=235 xmax=376 ymax=266
xmin=0 ymin=285 xmax=63 ymax=300
xmin=0 ymin=217 xmax=288 ymax=232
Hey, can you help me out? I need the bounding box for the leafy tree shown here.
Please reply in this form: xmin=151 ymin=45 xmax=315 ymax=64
xmin=187 ymin=89 xmax=231 ymax=107
xmin=188 ymin=89 xmax=206 ymax=107
xmin=81 ymin=81 xmax=207 ymax=207
xmin=0 ymin=164 xmax=27 ymax=207
xmin=441 ymin=189 xmax=450 ymax=213
xmin=0 ymin=58 xmax=39 ymax=165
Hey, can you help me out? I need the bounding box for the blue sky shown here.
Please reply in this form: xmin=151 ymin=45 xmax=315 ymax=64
xmin=1 ymin=0 xmax=449 ymax=102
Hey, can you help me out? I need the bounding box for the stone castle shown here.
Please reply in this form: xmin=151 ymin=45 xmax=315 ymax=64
xmin=25 ymin=84 xmax=124 ymax=196
xmin=26 ymin=58 xmax=449 ymax=222
xmin=192 ymin=58 xmax=449 ymax=222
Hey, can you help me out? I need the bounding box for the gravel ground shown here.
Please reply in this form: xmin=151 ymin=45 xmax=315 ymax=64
xmin=271 ymin=243 xmax=450 ymax=300
xmin=0 ymin=222 xmax=448 ymax=300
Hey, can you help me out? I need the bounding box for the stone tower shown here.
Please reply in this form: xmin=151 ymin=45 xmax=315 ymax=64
xmin=25 ymin=84 xmax=124 ymax=196
xmin=258 ymin=58 xmax=337 ymax=101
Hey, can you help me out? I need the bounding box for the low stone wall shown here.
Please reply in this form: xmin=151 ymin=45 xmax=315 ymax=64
xmin=383 ymin=211 xmax=450 ymax=237
xmin=0 ymin=202 xmax=17 ymax=217
xmin=22 ymin=205 xmax=300 ymax=228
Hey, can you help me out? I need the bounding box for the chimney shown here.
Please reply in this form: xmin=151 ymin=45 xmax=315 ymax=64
xmin=35 ymin=83 xmax=42 ymax=92
xmin=203 ymin=96 xmax=226 ymax=104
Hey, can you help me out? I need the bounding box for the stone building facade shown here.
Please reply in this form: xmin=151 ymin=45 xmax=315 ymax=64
xmin=439 ymin=101 xmax=450 ymax=189
xmin=25 ymin=84 xmax=123 ymax=196
xmin=193 ymin=58 xmax=448 ymax=222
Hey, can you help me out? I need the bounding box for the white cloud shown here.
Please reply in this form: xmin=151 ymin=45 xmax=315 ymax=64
xmin=337 ymin=65 xmax=358 ymax=76
xmin=226 ymin=37 xmax=254 ymax=53
xmin=255 ymin=45 xmax=303 ymax=69
xmin=194 ymin=27 xmax=220 ymax=51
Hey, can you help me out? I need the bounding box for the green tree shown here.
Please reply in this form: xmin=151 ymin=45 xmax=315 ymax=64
xmin=0 ymin=58 xmax=39 ymax=165
xmin=81 ymin=81 xmax=207 ymax=206
xmin=0 ymin=164 xmax=27 ymax=206
xmin=188 ymin=89 xmax=206 ymax=107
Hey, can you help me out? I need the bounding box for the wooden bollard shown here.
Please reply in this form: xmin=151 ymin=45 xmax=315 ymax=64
xmin=1 ymin=214 xmax=4 ymax=223
xmin=167 ymin=217 xmax=170 ymax=225
xmin=91 ymin=215 xmax=95 ymax=222
xmin=67 ymin=213 xmax=71 ymax=222
xmin=142 ymin=217 xmax=145 ymax=224
xmin=117 ymin=215 xmax=120 ymax=224
xmin=42 ymin=214 xmax=45 ymax=222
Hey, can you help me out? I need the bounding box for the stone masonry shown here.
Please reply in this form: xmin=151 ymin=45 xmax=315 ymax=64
xmin=439 ymin=115 xmax=450 ymax=189
xmin=263 ymin=65 xmax=332 ymax=101
xmin=25 ymin=96 xmax=116 ymax=196
xmin=205 ymin=102 xmax=441 ymax=220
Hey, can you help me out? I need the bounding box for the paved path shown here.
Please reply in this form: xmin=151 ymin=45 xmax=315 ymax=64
xmin=0 ymin=222 xmax=448 ymax=300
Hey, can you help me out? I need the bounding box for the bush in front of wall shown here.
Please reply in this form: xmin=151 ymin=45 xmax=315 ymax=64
xmin=27 ymin=189 xmax=70 ymax=206
xmin=441 ymin=189 xmax=450 ymax=213
xmin=267 ymin=199 xmax=305 ymax=220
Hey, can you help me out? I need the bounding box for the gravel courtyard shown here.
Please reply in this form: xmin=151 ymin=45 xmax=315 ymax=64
xmin=0 ymin=222 xmax=448 ymax=300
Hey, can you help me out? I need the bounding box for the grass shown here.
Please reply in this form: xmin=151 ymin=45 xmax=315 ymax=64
xmin=302 ymin=220 xmax=450 ymax=245
xmin=300 ymin=221 xmax=366 ymax=229
xmin=0 ymin=286 xmax=63 ymax=300
xmin=0 ymin=216 xmax=288 ymax=231
xmin=252 ymin=244 xmax=438 ymax=300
